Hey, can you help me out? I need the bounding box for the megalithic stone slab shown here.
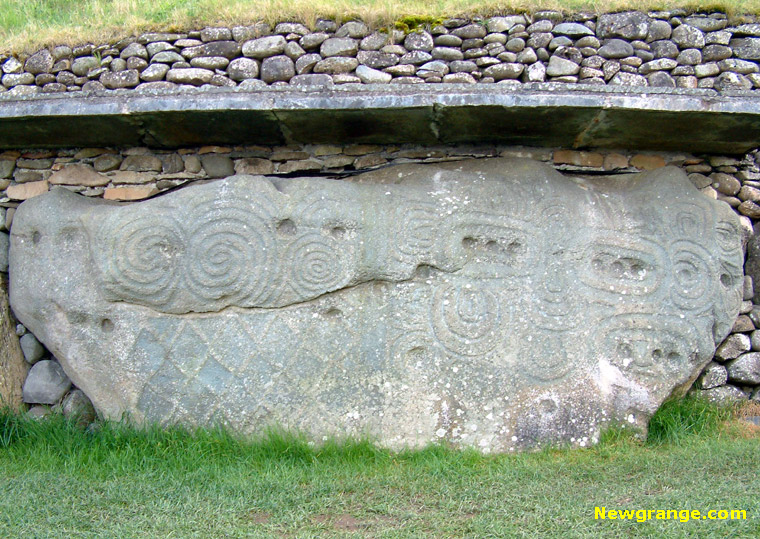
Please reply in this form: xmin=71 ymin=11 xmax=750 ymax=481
xmin=9 ymin=158 xmax=744 ymax=451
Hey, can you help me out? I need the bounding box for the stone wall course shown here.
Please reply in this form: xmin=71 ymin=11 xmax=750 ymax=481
xmin=1 ymin=11 xmax=760 ymax=95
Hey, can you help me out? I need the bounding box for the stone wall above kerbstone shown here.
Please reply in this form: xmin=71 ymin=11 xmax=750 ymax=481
xmin=1 ymin=11 xmax=760 ymax=97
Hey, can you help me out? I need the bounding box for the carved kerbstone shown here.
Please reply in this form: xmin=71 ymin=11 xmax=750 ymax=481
xmin=9 ymin=159 xmax=743 ymax=451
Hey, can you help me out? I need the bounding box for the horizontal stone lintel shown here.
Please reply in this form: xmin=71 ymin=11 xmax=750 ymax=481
xmin=2 ymin=84 xmax=760 ymax=153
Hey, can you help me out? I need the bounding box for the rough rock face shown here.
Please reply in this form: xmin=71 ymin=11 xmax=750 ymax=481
xmin=9 ymin=158 xmax=743 ymax=451
xmin=0 ymin=278 xmax=26 ymax=408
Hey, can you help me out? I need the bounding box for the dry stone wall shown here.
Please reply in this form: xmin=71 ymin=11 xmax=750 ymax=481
xmin=2 ymin=11 xmax=760 ymax=96
xmin=2 ymin=142 xmax=760 ymax=428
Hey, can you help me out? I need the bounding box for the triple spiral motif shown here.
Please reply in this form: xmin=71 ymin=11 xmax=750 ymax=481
xmin=96 ymin=193 xmax=355 ymax=311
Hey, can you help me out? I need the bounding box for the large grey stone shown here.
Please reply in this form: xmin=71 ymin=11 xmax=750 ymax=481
xmin=9 ymin=159 xmax=743 ymax=451
xmin=597 ymin=12 xmax=650 ymax=40
xmin=22 ymin=360 xmax=71 ymax=404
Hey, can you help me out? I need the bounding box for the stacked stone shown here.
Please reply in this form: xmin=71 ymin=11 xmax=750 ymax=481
xmin=692 ymin=151 xmax=760 ymax=404
xmin=14 ymin=323 xmax=96 ymax=423
xmin=1 ymin=10 xmax=760 ymax=95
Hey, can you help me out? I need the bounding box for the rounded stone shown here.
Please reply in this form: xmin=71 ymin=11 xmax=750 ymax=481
xmin=357 ymin=51 xmax=399 ymax=69
xmin=597 ymin=12 xmax=650 ymax=40
xmin=336 ymin=21 xmax=369 ymax=39
xmin=320 ymin=37 xmax=358 ymax=58
xmin=431 ymin=47 xmax=464 ymax=61
xmin=404 ymin=32 xmax=434 ymax=52
xmin=359 ymin=32 xmax=389 ymax=51
xmin=639 ymin=58 xmax=677 ymax=74
xmin=99 ymin=69 xmax=140 ymax=89
xmin=702 ymin=44 xmax=732 ymax=62
xmin=227 ymin=58 xmax=259 ymax=81
xmin=25 ymin=49 xmax=54 ymax=75
xmin=300 ymin=33 xmax=330 ymax=51
xmin=726 ymin=352 xmax=760 ymax=384
xmin=715 ymin=333 xmax=751 ymax=361
xmin=151 ymin=51 xmax=184 ymax=64
xmin=166 ymin=67 xmax=214 ymax=85
xmin=313 ymin=57 xmax=359 ymax=74
xmin=646 ymin=20 xmax=673 ymax=42
xmin=451 ymin=24 xmax=487 ymax=39
xmin=260 ymin=55 xmax=295 ymax=83
xmin=399 ymin=51 xmax=433 ymax=65
xmin=355 ymin=65 xmax=392 ymax=83
xmin=20 ymin=333 xmax=45 ymax=364
xmin=506 ymin=38 xmax=526 ymax=53
xmin=647 ymin=71 xmax=675 ymax=87
xmin=22 ymin=360 xmax=72 ymax=404
xmin=242 ymin=36 xmax=287 ymax=59
xmin=730 ymin=37 xmax=760 ymax=60
xmin=672 ymin=25 xmax=705 ymax=49
xmin=650 ymin=40 xmax=679 ymax=59
xmin=546 ymin=56 xmax=580 ymax=77
xmin=483 ymin=63 xmax=524 ymax=80
xmin=553 ymin=22 xmax=593 ymax=37
xmin=190 ymin=56 xmax=230 ymax=70
xmin=140 ymin=63 xmax=170 ymax=82
xmin=71 ymin=57 xmax=100 ymax=76
xmin=715 ymin=72 xmax=753 ymax=91
xmin=697 ymin=362 xmax=728 ymax=389
xmin=676 ymin=49 xmax=702 ymax=65
xmin=62 ymin=389 xmax=97 ymax=424
xmin=120 ymin=43 xmax=148 ymax=60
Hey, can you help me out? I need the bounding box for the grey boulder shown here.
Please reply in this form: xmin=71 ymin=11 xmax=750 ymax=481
xmin=22 ymin=360 xmax=71 ymax=404
xmin=9 ymin=159 xmax=743 ymax=452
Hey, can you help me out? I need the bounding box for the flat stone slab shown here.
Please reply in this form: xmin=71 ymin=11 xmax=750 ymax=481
xmin=1 ymin=85 xmax=760 ymax=153
xmin=10 ymin=158 xmax=743 ymax=451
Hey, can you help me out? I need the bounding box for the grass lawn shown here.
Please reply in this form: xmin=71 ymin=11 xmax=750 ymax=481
xmin=2 ymin=0 xmax=760 ymax=55
xmin=1 ymin=398 xmax=759 ymax=537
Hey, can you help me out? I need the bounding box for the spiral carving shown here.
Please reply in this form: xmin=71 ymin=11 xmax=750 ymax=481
xmin=107 ymin=214 xmax=186 ymax=306
xmin=288 ymin=233 xmax=348 ymax=298
xmin=185 ymin=206 xmax=275 ymax=304
xmin=669 ymin=241 xmax=713 ymax=312
xmin=431 ymin=284 xmax=503 ymax=357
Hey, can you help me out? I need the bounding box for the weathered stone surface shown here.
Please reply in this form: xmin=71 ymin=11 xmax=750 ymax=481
xmin=0 ymin=280 xmax=26 ymax=408
xmin=696 ymin=362 xmax=727 ymax=389
xmin=597 ymin=12 xmax=650 ymax=40
xmin=726 ymin=352 xmax=760 ymax=384
xmin=62 ymin=389 xmax=97 ymax=424
xmin=22 ymin=360 xmax=71 ymax=404
xmin=19 ymin=332 xmax=45 ymax=364
xmin=9 ymin=159 xmax=744 ymax=451
xmin=698 ymin=385 xmax=746 ymax=405
xmin=599 ymin=39 xmax=634 ymax=59
xmin=715 ymin=333 xmax=751 ymax=361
